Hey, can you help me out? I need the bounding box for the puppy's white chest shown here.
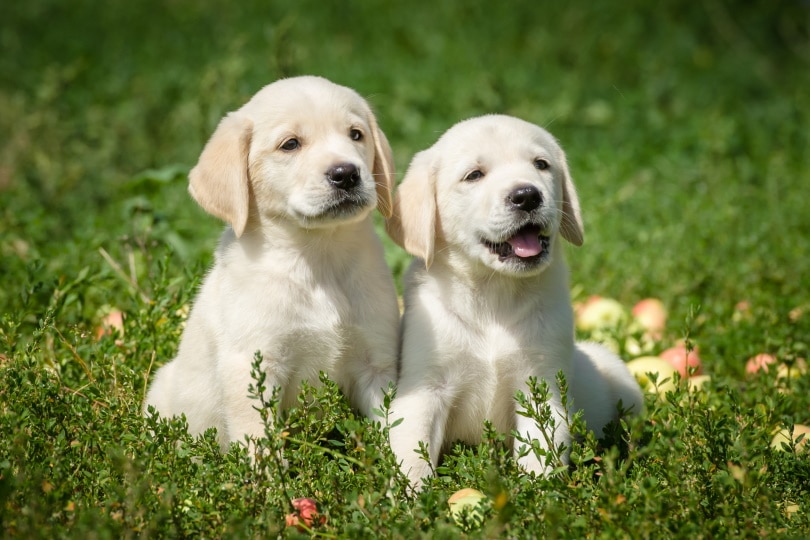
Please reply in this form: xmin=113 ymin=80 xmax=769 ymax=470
xmin=434 ymin=322 xmax=528 ymax=439
xmin=480 ymin=323 xmax=525 ymax=363
xmin=217 ymin=266 xmax=349 ymax=365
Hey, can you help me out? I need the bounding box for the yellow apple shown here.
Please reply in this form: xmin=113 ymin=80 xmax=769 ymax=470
xmin=770 ymin=424 xmax=810 ymax=454
xmin=448 ymin=488 xmax=486 ymax=527
xmin=687 ymin=374 xmax=711 ymax=391
xmin=626 ymin=356 xmax=678 ymax=394
xmin=576 ymin=296 xmax=628 ymax=332
xmin=776 ymin=358 xmax=808 ymax=379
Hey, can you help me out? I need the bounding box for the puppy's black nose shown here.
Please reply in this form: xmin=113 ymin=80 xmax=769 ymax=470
xmin=326 ymin=163 xmax=361 ymax=190
xmin=507 ymin=185 xmax=542 ymax=212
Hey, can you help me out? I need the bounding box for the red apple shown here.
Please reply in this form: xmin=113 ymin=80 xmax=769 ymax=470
xmin=285 ymin=497 xmax=325 ymax=530
xmin=745 ymin=353 xmax=777 ymax=375
xmin=631 ymin=298 xmax=667 ymax=339
xmin=660 ymin=343 xmax=702 ymax=378
xmin=95 ymin=308 xmax=124 ymax=340
xmin=732 ymin=300 xmax=752 ymax=323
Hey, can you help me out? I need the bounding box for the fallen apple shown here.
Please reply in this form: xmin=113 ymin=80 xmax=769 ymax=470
xmin=95 ymin=308 xmax=125 ymax=340
xmin=687 ymin=374 xmax=711 ymax=391
xmin=770 ymin=424 xmax=810 ymax=454
xmin=732 ymin=300 xmax=752 ymax=323
xmin=631 ymin=298 xmax=667 ymax=339
xmin=776 ymin=358 xmax=808 ymax=379
xmin=448 ymin=488 xmax=487 ymax=527
xmin=660 ymin=343 xmax=702 ymax=378
xmin=576 ymin=296 xmax=628 ymax=332
xmin=626 ymin=356 xmax=678 ymax=394
xmin=745 ymin=353 xmax=777 ymax=375
xmin=285 ymin=497 xmax=326 ymax=531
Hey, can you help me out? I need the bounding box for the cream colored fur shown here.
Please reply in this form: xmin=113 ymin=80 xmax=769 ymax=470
xmin=144 ymin=76 xmax=399 ymax=452
xmin=386 ymin=115 xmax=644 ymax=489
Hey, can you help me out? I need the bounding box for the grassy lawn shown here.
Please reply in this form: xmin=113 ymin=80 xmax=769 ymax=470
xmin=2 ymin=1 xmax=809 ymax=537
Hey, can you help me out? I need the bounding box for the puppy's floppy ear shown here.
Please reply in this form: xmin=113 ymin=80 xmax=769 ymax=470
xmin=385 ymin=150 xmax=438 ymax=267
xmin=188 ymin=113 xmax=253 ymax=237
xmin=558 ymin=154 xmax=584 ymax=246
xmin=367 ymin=111 xmax=396 ymax=218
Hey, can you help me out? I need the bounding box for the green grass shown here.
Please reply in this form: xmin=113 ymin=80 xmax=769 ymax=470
xmin=2 ymin=0 xmax=809 ymax=537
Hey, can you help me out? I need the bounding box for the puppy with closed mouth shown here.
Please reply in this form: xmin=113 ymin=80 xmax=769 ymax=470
xmin=144 ymin=76 xmax=400 ymax=453
xmin=386 ymin=114 xmax=644 ymax=489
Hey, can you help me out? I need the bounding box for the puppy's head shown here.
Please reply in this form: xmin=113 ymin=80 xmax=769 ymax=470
xmin=189 ymin=76 xmax=396 ymax=236
xmin=387 ymin=115 xmax=583 ymax=276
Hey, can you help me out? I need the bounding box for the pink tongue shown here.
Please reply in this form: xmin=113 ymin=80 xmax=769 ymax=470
xmin=507 ymin=229 xmax=542 ymax=258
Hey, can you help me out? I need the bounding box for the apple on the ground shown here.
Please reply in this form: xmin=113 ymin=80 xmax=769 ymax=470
xmin=660 ymin=343 xmax=702 ymax=378
xmin=285 ymin=498 xmax=326 ymax=530
xmin=745 ymin=353 xmax=777 ymax=375
xmin=770 ymin=424 xmax=810 ymax=454
xmin=631 ymin=298 xmax=667 ymax=339
xmin=95 ymin=308 xmax=124 ymax=340
xmin=576 ymin=295 xmax=628 ymax=331
xmin=448 ymin=488 xmax=487 ymax=527
xmin=626 ymin=356 xmax=678 ymax=395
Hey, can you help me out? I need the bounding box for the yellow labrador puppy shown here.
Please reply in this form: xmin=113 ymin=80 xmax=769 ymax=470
xmin=145 ymin=76 xmax=399 ymax=452
xmin=386 ymin=114 xmax=644 ymax=489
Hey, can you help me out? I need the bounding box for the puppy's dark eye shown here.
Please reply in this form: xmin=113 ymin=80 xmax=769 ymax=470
xmin=534 ymin=159 xmax=550 ymax=170
xmin=349 ymin=129 xmax=363 ymax=141
xmin=281 ymin=138 xmax=300 ymax=151
xmin=464 ymin=170 xmax=484 ymax=182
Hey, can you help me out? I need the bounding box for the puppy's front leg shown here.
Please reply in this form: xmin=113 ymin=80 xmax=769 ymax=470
xmin=513 ymin=383 xmax=572 ymax=477
xmin=389 ymin=388 xmax=452 ymax=490
xmin=350 ymin=364 xmax=397 ymax=424
xmin=217 ymin=350 xmax=281 ymax=451
xmin=347 ymin=313 xmax=399 ymax=423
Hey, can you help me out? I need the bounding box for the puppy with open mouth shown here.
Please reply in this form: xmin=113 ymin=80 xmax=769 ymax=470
xmin=386 ymin=114 xmax=644 ymax=489
xmin=144 ymin=76 xmax=400 ymax=454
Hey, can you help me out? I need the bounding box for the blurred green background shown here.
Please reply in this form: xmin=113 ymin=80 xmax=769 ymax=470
xmin=2 ymin=0 xmax=809 ymax=369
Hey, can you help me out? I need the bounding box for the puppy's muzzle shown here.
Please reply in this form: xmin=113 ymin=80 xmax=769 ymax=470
xmin=483 ymin=185 xmax=551 ymax=266
xmin=326 ymin=163 xmax=361 ymax=191
xmin=507 ymin=185 xmax=542 ymax=212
